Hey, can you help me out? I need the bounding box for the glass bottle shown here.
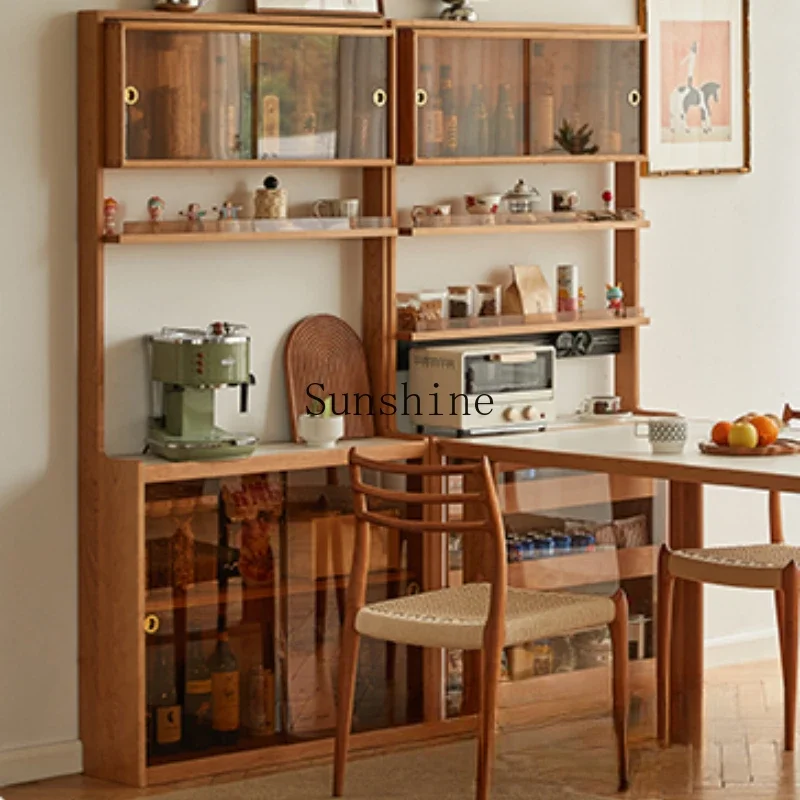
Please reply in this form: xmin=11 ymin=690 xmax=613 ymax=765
xmin=184 ymin=635 xmax=213 ymax=750
xmin=418 ymin=64 xmax=443 ymax=158
xmin=208 ymin=629 xmax=240 ymax=746
xmin=494 ymin=83 xmax=517 ymax=156
xmin=439 ymin=65 xmax=459 ymax=157
xmin=464 ymin=84 xmax=489 ymax=157
xmin=150 ymin=647 xmax=182 ymax=756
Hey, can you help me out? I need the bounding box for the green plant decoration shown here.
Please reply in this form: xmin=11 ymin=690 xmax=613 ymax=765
xmin=554 ymin=120 xmax=599 ymax=155
xmin=309 ymin=395 xmax=335 ymax=418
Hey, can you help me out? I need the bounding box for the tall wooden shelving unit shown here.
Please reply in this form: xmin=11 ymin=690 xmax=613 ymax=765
xmin=78 ymin=10 xmax=651 ymax=787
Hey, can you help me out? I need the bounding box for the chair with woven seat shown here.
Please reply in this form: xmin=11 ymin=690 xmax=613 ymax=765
xmin=658 ymin=491 xmax=799 ymax=748
xmin=333 ymin=449 xmax=631 ymax=800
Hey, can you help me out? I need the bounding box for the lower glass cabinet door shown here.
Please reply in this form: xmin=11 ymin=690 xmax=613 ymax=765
xmin=143 ymin=466 xmax=422 ymax=765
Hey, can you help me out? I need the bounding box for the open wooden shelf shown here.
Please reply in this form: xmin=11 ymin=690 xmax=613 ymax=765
xmin=397 ymin=313 xmax=650 ymax=342
xmin=400 ymin=219 xmax=649 ymax=237
xmin=449 ymin=545 xmax=657 ymax=591
xmin=105 ymin=228 xmax=397 ymax=245
xmin=402 ymin=153 xmax=647 ymax=167
xmin=112 ymin=158 xmax=394 ymax=170
xmin=145 ymin=569 xmax=410 ymax=613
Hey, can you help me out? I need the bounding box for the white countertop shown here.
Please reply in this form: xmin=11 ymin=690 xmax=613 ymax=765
xmin=440 ymin=420 xmax=800 ymax=493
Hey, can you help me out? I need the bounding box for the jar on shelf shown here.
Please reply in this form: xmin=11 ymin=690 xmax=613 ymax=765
xmin=476 ymin=284 xmax=502 ymax=317
xmin=396 ymin=291 xmax=447 ymax=332
xmin=448 ymin=286 xmax=474 ymax=319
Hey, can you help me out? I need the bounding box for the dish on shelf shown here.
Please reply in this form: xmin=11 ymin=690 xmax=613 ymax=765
xmin=576 ymin=410 xmax=633 ymax=423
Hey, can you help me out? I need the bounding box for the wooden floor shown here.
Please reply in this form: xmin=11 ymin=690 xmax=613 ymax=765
xmin=7 ymin=659 xmax=800 ymax=799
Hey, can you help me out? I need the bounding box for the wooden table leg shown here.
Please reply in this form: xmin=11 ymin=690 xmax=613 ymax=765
xmin=665 ymin=480 xmax=704 ymax=746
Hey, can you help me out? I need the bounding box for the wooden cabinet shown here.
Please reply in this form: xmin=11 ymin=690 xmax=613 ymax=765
xmin=104 ymin=22 xmax=393 ymax=167
xmin=397 ymin=24 xmax=644 ymax=164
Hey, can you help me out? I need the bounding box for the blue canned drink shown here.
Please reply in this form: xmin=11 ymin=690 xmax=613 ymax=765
xmin=506 ymin=539 xmax=524 ymax=563
xmin=571 ymin=533 xmax=596 ymax=552
xmin=552 ymin=533 xmax=572 ymax=552
xmin=521 ymin=536 xmax=536 ymax=561
xmin=532 ymin=534 xmax=555 ymax=558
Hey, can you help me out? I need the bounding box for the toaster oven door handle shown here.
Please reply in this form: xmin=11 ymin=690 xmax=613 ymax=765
xmin=488 ymin=352 xmax=539 ymax=364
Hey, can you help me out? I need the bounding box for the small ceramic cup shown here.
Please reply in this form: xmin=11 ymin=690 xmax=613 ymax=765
xmin=411 ymin=204 xmax=452 ymax=227
xmin=313 ymin=198 xmax=360 ymax=219
xmin=552 ymin=189 xmax=580 ymax=212
xmin=580 ymin=395 xmax=621 ymax=416
xmin=464 ymin=194 xmax=503 ymax=216
xmin=635 ymin=417 xmax=689 ymax=454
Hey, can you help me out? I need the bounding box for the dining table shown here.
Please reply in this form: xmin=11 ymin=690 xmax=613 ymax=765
xmin=437 ymin=418 xmax=800 ymax=747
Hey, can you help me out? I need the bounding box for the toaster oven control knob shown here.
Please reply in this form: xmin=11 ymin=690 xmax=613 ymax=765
xmin=522 ymin=406 xmax=537 ymax=421
xmin=503 ymin=407 xmax=519 ymax=422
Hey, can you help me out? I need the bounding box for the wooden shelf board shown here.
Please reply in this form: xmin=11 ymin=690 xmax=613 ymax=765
xmin=145 ymin=569 xmax=410 ymax=613
xmin=105 ymin=228 xmax=397 ymax=245
xmin=449 ymin=545 xmax=656 ymax=591
xmin=393 ymin=19 xmax=645 ymax=38
xmin=112 ymin=158 xmax=394 ymax=170
xmin=111 ymin=438 xmax=426 ymax=484
xmin=398 ymin=315 xmax=650 ymax=342
xmin=86 ymin=9 xmax=390 ymax=27
xmin=402 ymin=154 xmax=646 ymax=167
xmin=400 ymin=219 xmax=650 ymax=237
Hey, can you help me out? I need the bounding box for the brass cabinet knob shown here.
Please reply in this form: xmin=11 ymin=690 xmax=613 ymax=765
xmin=372 ymin=88 xmax=388 ymax=109
xmin=627 ymin=89 xmax=642 ymax=108
xmin=415 ymin=89 xmax=428 ymax=108
xmin=143 ymin=614 xmax=160 ymax=635
xmin=124 ymin=86 xmax=140 ymax=107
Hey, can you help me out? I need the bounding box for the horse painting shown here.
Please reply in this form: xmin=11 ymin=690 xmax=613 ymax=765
xmin=669 ymin=81 xmax=722 ymax=135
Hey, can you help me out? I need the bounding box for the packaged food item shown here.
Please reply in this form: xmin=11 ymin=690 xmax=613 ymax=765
xmin=476 ymin=284 xmax=502 ymax=317
xmin=396 ymin=291 xmax=448 ymax=332
xmin=447 ymin=286 xmax=474 ymax=319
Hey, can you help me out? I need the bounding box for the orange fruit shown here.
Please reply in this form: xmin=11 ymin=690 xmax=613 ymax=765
xmin=711 ymin=421 xmax=732 ymax=446
xmin=751 ymin=415 xmax=779 ymax=447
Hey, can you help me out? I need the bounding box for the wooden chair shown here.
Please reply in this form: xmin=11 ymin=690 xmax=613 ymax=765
xmin=659 ymin=491 xmax=799 ymax=749
xmin=333 ymin=449 xmax=631 ymax=799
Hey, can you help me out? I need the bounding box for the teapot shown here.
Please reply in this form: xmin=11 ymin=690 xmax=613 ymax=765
xmin=503 ymin=178 xmax=541 ymax=214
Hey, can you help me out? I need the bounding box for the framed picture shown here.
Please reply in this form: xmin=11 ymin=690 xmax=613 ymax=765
xmin=250 ymin=0 xmax=384 ymax=16
xmin=640 ymin=0 xmax=751 ymax=176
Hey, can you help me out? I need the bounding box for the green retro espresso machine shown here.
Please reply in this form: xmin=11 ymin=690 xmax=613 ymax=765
xmin=146 ymin=322 xmax=258 ymax=461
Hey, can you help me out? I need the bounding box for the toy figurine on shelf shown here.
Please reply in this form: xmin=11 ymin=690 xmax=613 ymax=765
xmin=213 ymin=200 xmax=243 ymax=221
xmin=593 ymin=189 xmax=616 ymax=221
xmin=180 ymin=203 xmax=207 ymax=228
xmin=578 ymin=286 xmax=587 ymax=313
xmin=602 ymin=190 xmax=614 ymax=212
xmin=103 ymin=197 xmax=118 ymax=237
xmin=606 ymin=283 xmax=625 ymax=317
xmin=147 ymin=196 xmax=165 ymax=224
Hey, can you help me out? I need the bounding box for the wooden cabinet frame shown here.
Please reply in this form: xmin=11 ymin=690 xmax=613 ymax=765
xmin=78 ymin=10 xmax=650 ymax=787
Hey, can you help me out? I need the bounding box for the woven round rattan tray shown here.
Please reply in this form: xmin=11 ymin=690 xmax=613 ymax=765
xmin=699 ymin=439 xmax=800 ymax=456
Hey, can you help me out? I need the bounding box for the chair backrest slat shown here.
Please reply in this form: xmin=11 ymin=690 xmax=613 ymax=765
xmin=351 ymin=478 xmax=485 ymax=508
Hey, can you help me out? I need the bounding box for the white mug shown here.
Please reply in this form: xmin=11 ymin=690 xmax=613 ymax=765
xmin=635 ymin=417 xmax=689 ymax=454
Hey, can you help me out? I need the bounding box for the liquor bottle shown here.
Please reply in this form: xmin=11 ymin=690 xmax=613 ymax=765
xmin=463 ymin=84 xmax=489 ymax=157
xmin=184 ymin=635 xmax=212 ymax=750
xmin=439 ymin=65 xmax=459 ymax=157
xmin=418 ymin=64 xmax=443 ymax=158
xmin=494 ymin=83 xmax=517 ymax=156
xmin=150 ymin=647 xmax=182 ymax=756
xmin=208 ymin=630 xmax=240 ymax=745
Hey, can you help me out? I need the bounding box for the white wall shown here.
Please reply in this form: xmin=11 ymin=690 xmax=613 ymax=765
xmin=0 ymin=0 xmax=794 ymax=784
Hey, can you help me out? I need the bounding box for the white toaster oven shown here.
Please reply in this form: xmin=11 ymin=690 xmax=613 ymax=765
xmin=408 ymin=343 xmax=556 ymax=434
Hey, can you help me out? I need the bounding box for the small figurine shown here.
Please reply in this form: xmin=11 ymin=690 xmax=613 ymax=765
xmin=147 ymin=196 xmax=165 ymax=224
xmin=213 ymin=200 xmax=243 ymax=221
xmin=578 ymin=286 xmax=586 ymax=313
xmin=180 ymin=203 xmax=207 ymax=226
xmin=602 ymin=190 xmax=614 ymax=212
xmin=606 ymin=283 xmax=625 ymax=317
xmin=103 ymin=197 xmax=118 ymax=236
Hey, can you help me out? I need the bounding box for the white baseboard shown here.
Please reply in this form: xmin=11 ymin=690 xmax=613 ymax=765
xmin=0 ymin=740 xmax=82 ymax=788
xmin=705 ymin=629 xmax=780 ymax=669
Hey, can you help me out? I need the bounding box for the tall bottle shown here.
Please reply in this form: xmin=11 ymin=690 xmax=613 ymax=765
xmin=439 ymin=65 xmax=459 ymax=157
xmin=149 ymin=647 xmax=182 ymax=756
xmin=184 ymin=636 xmax=213 ymax=750
xmin=494 ymin=83 xmax=518 ymax=156
xmin=208 ymin=630 xmax=241 ymax=746
xmin=418 ymin=64 xmax=443 ymax=158
xmin=463 ymin=84 xmax=489 ymax=157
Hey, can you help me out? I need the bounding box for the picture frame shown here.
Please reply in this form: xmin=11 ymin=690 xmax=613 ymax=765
xmin=249 ymin=0 xmax=384 ymax=17
xmin=639 ymin=0 xmax=751 ymax=177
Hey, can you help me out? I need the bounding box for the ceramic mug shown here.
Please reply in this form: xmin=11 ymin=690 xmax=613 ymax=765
xmin=635 ymin=417 xmax=689 ymax=454
xmin=465 ymin=193 xmax=503 ymax=216
xmin=411 ymin=204 xmax=452 ymax=227
xmin=313 ymin=198 xmax=360 ymax=219
xmin=552 ymin=189 xmax=580 ymax=212
xmin=580 ymin=395 xmax=621 ymax=416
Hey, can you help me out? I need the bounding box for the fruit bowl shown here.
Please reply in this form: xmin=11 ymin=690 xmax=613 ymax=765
xmin=699 ymin=440 xmax=800 ymax=457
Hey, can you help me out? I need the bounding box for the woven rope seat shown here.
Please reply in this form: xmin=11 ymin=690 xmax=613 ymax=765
xmin=355 ymin=583 xmax=616 ymax=651
xmin=669 ymin=544 xmax=800 ymax=590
